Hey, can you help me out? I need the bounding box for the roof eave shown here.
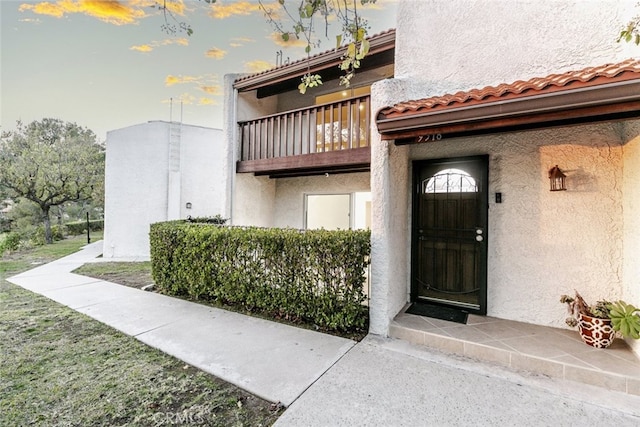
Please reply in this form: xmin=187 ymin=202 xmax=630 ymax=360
xmin=376 ymin=79 xmax=640 ymax=140
xmin=234 ymin=30 xmax=396 ymax=92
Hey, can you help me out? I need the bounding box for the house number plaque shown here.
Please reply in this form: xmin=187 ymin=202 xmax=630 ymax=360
xmin=416 ymin=133 xmax=443 ymax=143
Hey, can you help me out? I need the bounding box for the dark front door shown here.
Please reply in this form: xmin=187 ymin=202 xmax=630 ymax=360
xmin=412 ymin=156 xmax=488 ymax=314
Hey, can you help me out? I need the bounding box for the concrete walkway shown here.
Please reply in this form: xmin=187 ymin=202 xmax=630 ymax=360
xmin=7 ymin=241 xmax=355 ymax=407
xmin=8 ymin=242 xmax=640 ymax=426
xmin=275 ymin=336 xmax=640 ymax=426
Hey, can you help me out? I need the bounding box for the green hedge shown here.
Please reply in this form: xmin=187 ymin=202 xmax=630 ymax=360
xmin=65 ymin=219 xmax=104 ymax=235
xmin=150 ymin=222 xmax=371 ymax=332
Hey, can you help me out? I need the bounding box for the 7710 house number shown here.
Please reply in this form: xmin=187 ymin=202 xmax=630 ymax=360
xmin=416 ymin=133 xmax=443 ymax=143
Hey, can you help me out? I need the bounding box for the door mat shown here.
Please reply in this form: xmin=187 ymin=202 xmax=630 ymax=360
xmin=405 ymin=302 xmax=469 ymax=324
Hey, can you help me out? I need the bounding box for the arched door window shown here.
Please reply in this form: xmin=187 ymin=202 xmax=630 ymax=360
xmin=423 ymin=168 xmax=478 ymax=193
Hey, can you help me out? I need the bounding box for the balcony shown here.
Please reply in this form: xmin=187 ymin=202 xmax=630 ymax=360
xmin=237 ymin=95 xmax=371 ymax=177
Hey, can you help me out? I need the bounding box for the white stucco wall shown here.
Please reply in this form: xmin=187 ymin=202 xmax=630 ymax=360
xmin=411 ymin=123 xmax=625 ymax=325
xmin=369 ymin=0 xmax=640 ymax=335
xmin=272 ymin=173 xmax=370 ymax=229
xmin=232 ymin=174 xmax=277 ymax=227
xmin=104 ymin=121 xmax=224 ymax=259
xmin=369 ymin=79 xmax=411 ymax=335
xmin=623 ymin=121 xmax=640 ymax=356
xmin=180 ymin=125 xmax=226 ymax=219
xmin=394 ymin=0 xmax=636 ymax=97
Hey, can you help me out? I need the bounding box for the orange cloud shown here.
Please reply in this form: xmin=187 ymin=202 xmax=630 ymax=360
xmin=231 ymin=37 xmax=254 ymax=44
xmin=200 ymin=86 xmax=222 ymax=96
xmin=19 ymin=0 xmax=148 ymax=25
xmin=198 ymin=98 xmax=217 ymax=106
xmin=159 ymin=38 xmax=189 ymax=47
xmin=244 ymin=60 xmax=274 ymax=73
xmin=209 ymin=1 xmax=263 ymax=19
xmin=165 ymin=75 xmax=200 ymax=86
xmin=205 ymin=48 xmax=227 ymax=59
xmin=165 ymin=74 xmax=219 ymax=89
xmin=130 ymin=44 xmax=153 ymax=52
xmin=131 ymin=38 xmax=188 ymax=52
xmin=229 ymin=37 xmax=255 ymax=48
xmin=163 ymin=74 xmax=222 ymax=107
xmin=270 ymin=32 xmax=308 ymax=48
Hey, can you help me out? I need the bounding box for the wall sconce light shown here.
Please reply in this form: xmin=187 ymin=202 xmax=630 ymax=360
xmin=548 ymin=165 xmax=566 ymax=191
xmin=185 ymin=202 xmax=192 ymax=209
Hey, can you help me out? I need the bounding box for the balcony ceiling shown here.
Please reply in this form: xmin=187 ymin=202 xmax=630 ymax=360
xmin=234 ymin=29 xmax=396 ymax=98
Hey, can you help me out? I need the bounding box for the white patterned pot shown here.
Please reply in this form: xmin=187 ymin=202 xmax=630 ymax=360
xmin=578 ymin=313 xmax=614 ymax=348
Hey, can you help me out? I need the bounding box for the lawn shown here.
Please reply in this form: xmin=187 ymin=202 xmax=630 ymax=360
xmin=0 ymin=235 xmax=281 ymax=426
xmin=75 ymin=260 xmax=154 ymax=290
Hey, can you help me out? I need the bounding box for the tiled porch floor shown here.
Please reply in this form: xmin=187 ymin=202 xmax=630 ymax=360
xmin=390 ymin=308 xmax=640 ymax=396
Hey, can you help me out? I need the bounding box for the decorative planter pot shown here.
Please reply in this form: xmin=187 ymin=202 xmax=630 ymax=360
xmin=578 ymin=313 xmax=614 ymax=348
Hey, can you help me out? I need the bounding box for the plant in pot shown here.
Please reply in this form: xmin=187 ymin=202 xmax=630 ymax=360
xmin=560 ymin=291 xmax=640 ymax=348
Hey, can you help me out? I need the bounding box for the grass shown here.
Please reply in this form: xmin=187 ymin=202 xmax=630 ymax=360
xmin=0 ymin=235 xmax=281 ymax=426
xmin=74 ymin=261 xmax=153 ymax=289
xmin=0 ymin=232 xmax=103 ymax=276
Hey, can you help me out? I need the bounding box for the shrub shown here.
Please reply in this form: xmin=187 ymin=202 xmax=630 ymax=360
xmin=0 ymin=216 xmax=12 ymax=233
xmin=66 ymin=219 xmax=104 ymax=235
xmin=150 ymin=222 xmax=370 ymax=332
xmin=30 ymin=225 xmax=65 ymax=246
xmin=185 ymin=215 xmax=228 ymax=225
xmin=0 ymin=232 xmax=21 ymax=255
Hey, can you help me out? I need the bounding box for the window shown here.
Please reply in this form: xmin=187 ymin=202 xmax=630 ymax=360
xmin=305 ymin=192 xmax=371 ymax=230
xmin=423 ymin=168 xmax=478 ymax=193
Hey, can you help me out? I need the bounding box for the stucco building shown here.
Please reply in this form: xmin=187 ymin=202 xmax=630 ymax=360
xmin=223 ymin=0 xmax=640 ymax=359
xmin=369 ymin=0 xmax=640 ymax=357
xmin=103 ymin=121 xmax=225 ymax=259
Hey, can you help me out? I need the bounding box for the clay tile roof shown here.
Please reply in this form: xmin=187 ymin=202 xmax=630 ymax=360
xmin=378 ymin=59 xmax=640 ymax=119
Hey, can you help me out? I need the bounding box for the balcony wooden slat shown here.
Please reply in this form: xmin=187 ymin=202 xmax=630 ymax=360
xmin=238 ymin=95 xmax=371 ymax=175
xmin=320 ymin=106 xmax=326 ymax=153
xmin=277 ymin=117 xmax=282 ymax=158
xmin=364 ymin=98 xmax=371 ymax=148
xmin=355 ymin=99 xmax=361 ymax=147
xmin=306 ymin=109 xmax=312 ymax=155
xmin=266 ymin=117 xmax=272 ymax=158
xmin=297 ymin=111 xmax=303 ymax=156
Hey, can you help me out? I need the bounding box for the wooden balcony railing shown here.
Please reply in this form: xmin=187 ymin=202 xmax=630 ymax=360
xmin=237 ymin=95 xmax=371 ymax=176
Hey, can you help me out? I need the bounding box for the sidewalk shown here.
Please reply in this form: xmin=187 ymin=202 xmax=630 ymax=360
xmin=7 ymin=241 xmax=355 ymax=407
xmin=8 ymin=242 xmax=640 ymax=426
xmin=276 ymin=336 xmax=640 ymax=426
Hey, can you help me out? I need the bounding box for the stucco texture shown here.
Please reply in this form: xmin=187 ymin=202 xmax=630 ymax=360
xmin=410 ymin=123 xmax=628 ymax=327
xmin=394 ymin=0 xmax=636 ymax=97
xmin=273 ymin=173 xmax=370 ymax=229
xmin=622 ymin=121 xmax=640 ymax=355
xmin=104 ymin=122 xmax=224 ymax=259
xmin=369 ymin=0 xmax=640 ymax=335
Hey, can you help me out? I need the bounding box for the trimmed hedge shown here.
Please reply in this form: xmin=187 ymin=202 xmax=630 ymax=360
xmin=150 ymin=222 xmax=371 ymax=332
xmin=66 ymin=219 xmax=104 ymax=235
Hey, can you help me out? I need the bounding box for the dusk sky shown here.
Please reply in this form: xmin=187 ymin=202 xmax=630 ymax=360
xmin=1 ymin=0 xmax=397 ymax=141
